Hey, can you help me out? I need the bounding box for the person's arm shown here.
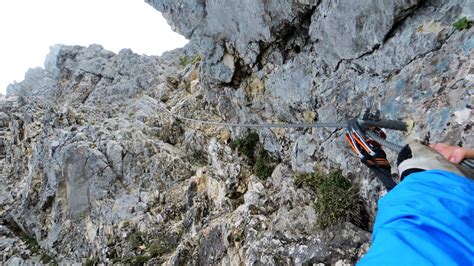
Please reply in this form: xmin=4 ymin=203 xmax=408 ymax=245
xmin=358 ymin=169 xmax=474 ymax=265
xmin=430 ymin=143 xmax=474 ymax=163
xmin=358 ymin=141 xmax=474 ymax=265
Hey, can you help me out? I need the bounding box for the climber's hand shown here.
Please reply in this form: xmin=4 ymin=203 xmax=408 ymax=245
xmin=397 ymin=140 xmax=465 ymax=180
xmin=430 ymin=143 xmax=474 ymax=164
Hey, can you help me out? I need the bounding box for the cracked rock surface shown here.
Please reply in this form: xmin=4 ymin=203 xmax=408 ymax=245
xmin=1 ymin=0 xmax=473 ymax=264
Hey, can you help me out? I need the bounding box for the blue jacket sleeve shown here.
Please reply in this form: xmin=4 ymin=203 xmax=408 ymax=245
xmin=358 ymin=170 xmax=474 ymax=266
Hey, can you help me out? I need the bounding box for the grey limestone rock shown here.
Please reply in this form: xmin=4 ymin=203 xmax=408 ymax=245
xmin=1 ymin=0 xmax=473 ymax=264
xmin=147 ymin=0 xmax=316 ymax=84
xmin=352 ymin=0 xmax=470 ymax=76
xmin=266 ymin=53 xmax=315 ymax=121
xmin=309 ymin=0 xmax=420 ymax=68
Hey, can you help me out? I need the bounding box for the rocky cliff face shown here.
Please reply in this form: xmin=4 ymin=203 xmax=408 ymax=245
xmin=1 ymin=0 xmax=473 ymax=264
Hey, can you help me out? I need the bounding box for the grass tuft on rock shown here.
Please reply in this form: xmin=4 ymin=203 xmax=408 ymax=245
xmin=40 ymin=253 xmax=54 ymax=264
xmin=179 ymin=54 xmax=202 ymax=67
xmin=234 ymin=132 xmax=259 ymax=160
xmin=84 ymin=257 xmax=99 ymax=266
xmin=119 ymin=227 xmax=179 ymax=264
xmin=233 ymin=132 xmax=278 ymax=180
xmin=135 ymin=255 xmax=151 ymax=264
xmin=253 ymin=149 xmax=276 ymax=179
xmin=295 ymin=170 xmax=360 ymax=230
xmin=127 ymin=230 xmax=145 ymax=251
xmin=148 ymin=240 xmax=171 ymax=258
xmin=453 ymin=17 xmax=470 ymax=30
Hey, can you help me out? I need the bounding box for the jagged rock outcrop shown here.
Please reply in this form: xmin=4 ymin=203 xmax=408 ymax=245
xmin=150 ymin=0 xmax=473 ymax=210
xmin=0 ymin=44 xmax=370 ymax=264
xmin=1 ymin=0 xmax=473 ymax=264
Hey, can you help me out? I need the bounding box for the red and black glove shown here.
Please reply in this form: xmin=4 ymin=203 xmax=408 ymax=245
xmin=361 ymin=145 xmax=391 ymax=171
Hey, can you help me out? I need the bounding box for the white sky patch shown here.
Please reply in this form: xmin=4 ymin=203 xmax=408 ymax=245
xmin=0 ymin=0 xmax=188 ymax=95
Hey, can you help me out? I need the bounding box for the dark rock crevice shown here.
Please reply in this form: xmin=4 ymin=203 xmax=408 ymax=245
xmin=333 ymin=2 xmax=424 ymax=74
xmin=387 ymin=30 xmax=456 ymax=79
xmin=383 ymin=0 xmax=426 ymax=43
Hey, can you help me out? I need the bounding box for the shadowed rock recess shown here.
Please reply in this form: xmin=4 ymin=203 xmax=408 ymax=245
xmin=1 ymin=0 xmax=473 ymax=264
